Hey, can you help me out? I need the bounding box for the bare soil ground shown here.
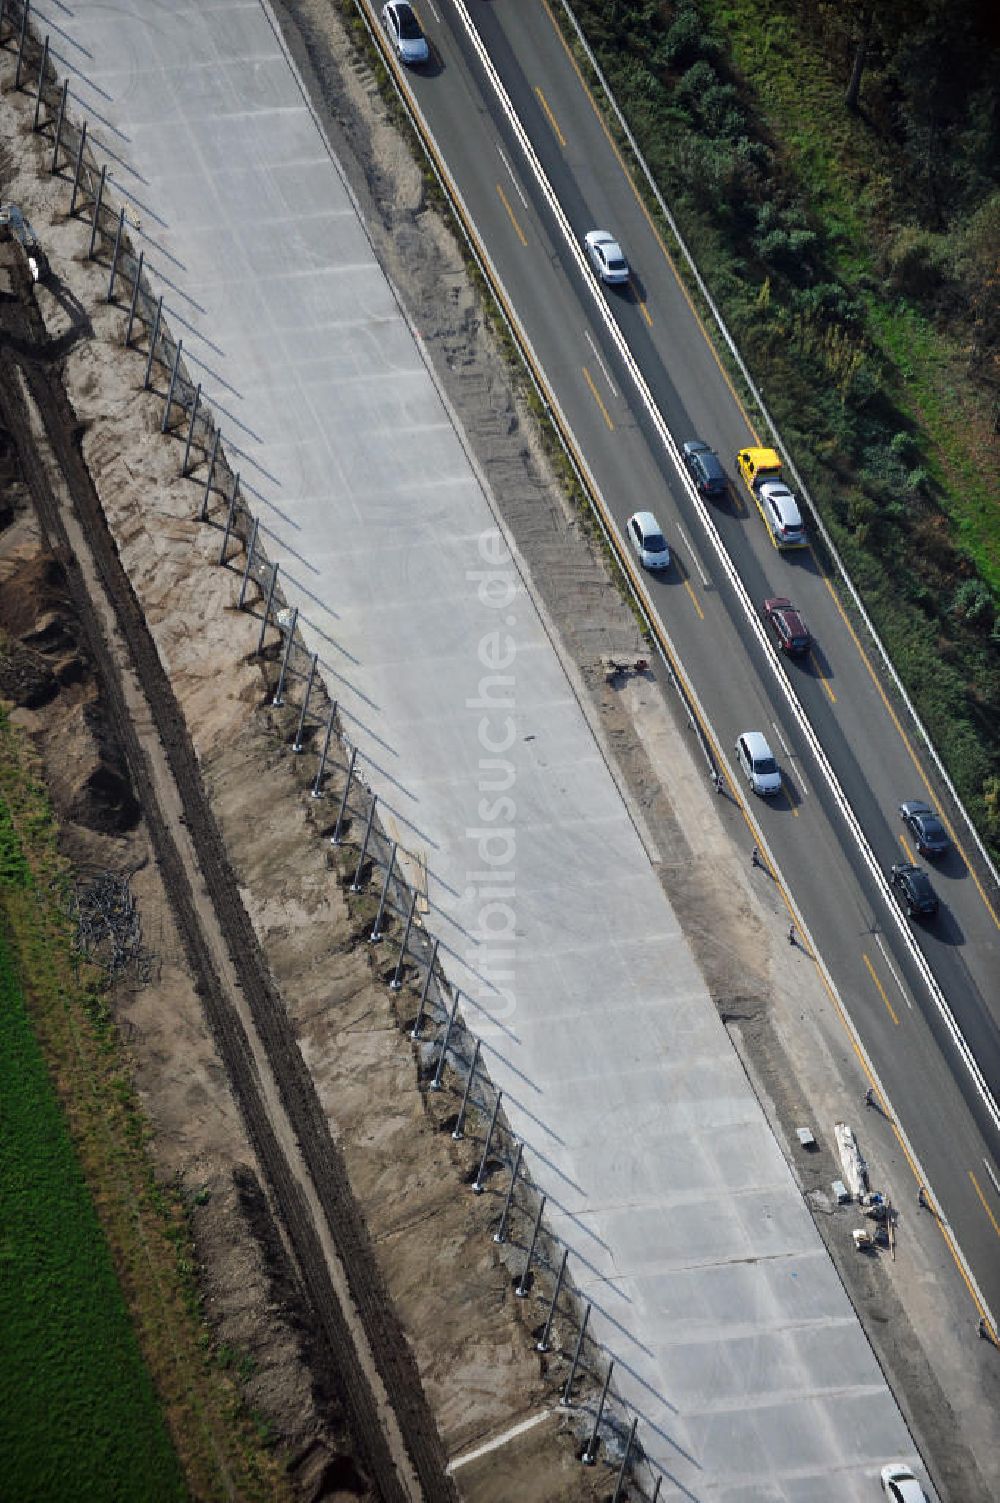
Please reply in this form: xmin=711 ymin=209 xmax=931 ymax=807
xmin=1 ymin=7 xmax=997 ymax=1503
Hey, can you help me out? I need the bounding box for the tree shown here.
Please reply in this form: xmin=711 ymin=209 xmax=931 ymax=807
xmin=845 ymin=3 xmax=873 ymax=111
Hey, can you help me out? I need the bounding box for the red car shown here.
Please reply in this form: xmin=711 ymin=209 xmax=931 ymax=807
xmin=764 ymin=596 xmax=811 ymax=655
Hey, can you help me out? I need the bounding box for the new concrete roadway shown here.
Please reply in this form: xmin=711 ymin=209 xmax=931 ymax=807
xmin=391 ymin=0 xmax=1000 ymax=1314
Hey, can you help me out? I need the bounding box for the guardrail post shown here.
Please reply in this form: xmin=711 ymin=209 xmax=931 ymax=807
xmin=218 ymin=473 xmax=239 ymax=565
xmin=256 ymin=562 xmax=278 ymax=656
xmin=452 ymin=1039 xmax=480 ymax=1140
xmin=563 ymin=1303 xmax=591 ymax=1405
xmin=472 ymin=1090 xmax=502 ymax=1194
xmin=106 ymin=207 xmax=124 ymax=301
xmin=370 ymin=841 xmax=396 ymax=942
xmin=293 ymin=654 xmax=318 ymax=752
xmin=182 ymin=383 xmax=201 ymax=473
xmin=272 ymin=606 xmax=298 ymax=707
xmin=87 ymin=164 xmax=106 ymax=259
xmin=69 ymin=120 xmax=87 ymax=215
xmin=537 ymin=1248 xmax=567 ymax=1352
xmin=161 ymin=338 xmax=183 ymax=431
xmin=611 ymin=1418 xmax=638 ymax=1503
xmin=431 ymin=991 xmax=461 ymax=1090
xmin=123 ymin=249 xmax=144 ymax=346
xmin=493 ymin=1141 xmax=522 ymax=1244
xmin=516 ymin=1194 xmax=545 ymax=1298
xmin=143 ymin=294 xmax=163 ymax=388
xmin=410 ymin=937 xmax=439 ymax=1039
xmin=14 ymin=0 xmax=30 ymax=91
xmin=236 ymin=520 xmax=258 ymax=605
xmin=199 ymin=428 xmax=220 ymax=518
xmin=331 ymin=746 xmax=357 ymax=839
xmin=50 ymin=78 xmax=68 ymax=172
xmin=390 ymin=892 xmax=418 ymax=990
xmin=310 ymin=701 xmax=337 ymax=796
xmin=31 ymin=35 xmax=49 ymax=129
xmin=582 ymin=1359 xmax=613 ymax=1464
xmin=350 ymin=795 xmax=377 ymax=892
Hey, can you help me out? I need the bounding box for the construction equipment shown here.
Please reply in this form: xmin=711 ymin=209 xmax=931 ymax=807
xmin=0 ymin=202 xmax=49 ymax=283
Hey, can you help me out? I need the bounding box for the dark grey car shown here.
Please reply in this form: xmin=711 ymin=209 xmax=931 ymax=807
xmin=899 ymin=800 xmax=949 ymax=858
xmin=682 ymin=439 xmax=728 ymax=499
xmin=891 ymin=862 xmax=938 ymax=919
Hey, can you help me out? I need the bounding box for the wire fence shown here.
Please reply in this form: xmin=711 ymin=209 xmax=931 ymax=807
xmin=2 ymin=5 xmax=673 ymax=1493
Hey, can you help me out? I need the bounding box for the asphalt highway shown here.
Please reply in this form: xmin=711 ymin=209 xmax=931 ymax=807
xmin=374 ymin=0 xmax=1000 ymax=1316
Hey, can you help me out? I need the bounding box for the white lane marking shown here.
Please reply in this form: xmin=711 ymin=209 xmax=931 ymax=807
xmin=497 ymin=145 xmax=528 ymax=208
xmin=984 ymin=1158 xmax=1000 ymax=1197
xmin=583 ymin=329 xmax=617 ymax=397
xmin=874 ymin=932 xmax=911 ymax=1009
xmin=450 ymin=0 xmax=999 ymax=1138
xmin=770 ymin=720 xmax=793 ymax=760
xmin=675 ymin=523 xmax=709 ymax=588
xmin=421 ymin=0 xmax=441 ymax=22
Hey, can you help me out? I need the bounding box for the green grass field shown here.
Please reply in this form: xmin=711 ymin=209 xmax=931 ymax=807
xmin=0 ymin=889 xmax=186 ymax=1499
xmin=0 ymin=706 xmax=289 ymax=1503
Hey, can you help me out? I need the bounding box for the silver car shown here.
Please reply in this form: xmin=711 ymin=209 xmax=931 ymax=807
xmin=584 ymin=230 xmax=629 ymax=285
xmin=627 ymin=511 xmax=670 ymax=570
xmin=735 ymin=731 xmax=782 ymax=797
xmin=758 ymin=479 xmax=806 ymax=548
xmin=381 ymin=1 xmax=429 ymax=65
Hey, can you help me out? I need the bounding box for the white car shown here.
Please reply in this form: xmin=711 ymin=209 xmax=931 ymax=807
xmin=880 ymin=1462 xmax=927 ymax=1503
xmin=627 ymin=511 xmax=670 ymax=570
xmin=735 ymin=731 xmax=782 ymax=797
xmin=584 ymin=230 xmax=629 ymax=285
xmin=381 ymin=1 xmax=429 ymax=65
xmin=758 ymin=478 xmax=805 ymax=548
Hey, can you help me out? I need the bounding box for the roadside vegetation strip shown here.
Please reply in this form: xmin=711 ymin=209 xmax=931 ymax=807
xmin=0 ymin=708 xmax=289 ymax=1503
xmin=554 ymin=0 xmax=1000 ymax=859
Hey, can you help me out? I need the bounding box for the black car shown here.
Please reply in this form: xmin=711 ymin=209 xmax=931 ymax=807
xmin=899 ymin=800 xmax=949 ymax=858
xmin=891 ymin=862 xmax=938 ymax=919
xmin=682 ymin=439 xmax=728 ymax=500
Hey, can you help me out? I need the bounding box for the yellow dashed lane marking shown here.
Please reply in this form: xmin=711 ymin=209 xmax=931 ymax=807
xmin=807 ymin=648 xmax=836 ymax=704
xmin=968 ymin=1171 xmax=1000 ymax=1240
xmin=582 ymin=365 xmax=614 ymax=430
xmin=683 ymin=578 xmax=704 ymax=620
xmin=634 ymin=289 xmax=653 ymax=327
xmin=864 ymin=952 xmax=900 ymax=1026
xmin=534 ymin=86 xmax=567 ymax=147
xmin=496 ymin=183 xmax=528 ymax=246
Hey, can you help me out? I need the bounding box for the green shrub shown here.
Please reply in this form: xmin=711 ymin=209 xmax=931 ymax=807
xmin=950 ymin=579 xmax=995 ymax=630
xmin=880 ymin=226 xmax=952 ymax=299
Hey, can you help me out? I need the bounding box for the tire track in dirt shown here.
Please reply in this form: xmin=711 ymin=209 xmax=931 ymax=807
xmin=0 ymin=276 xmax=457 ymax=1503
